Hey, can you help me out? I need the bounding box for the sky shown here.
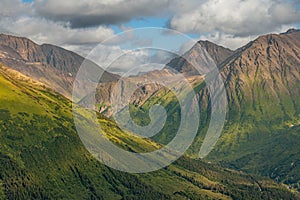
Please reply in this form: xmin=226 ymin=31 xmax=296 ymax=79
xmin=1 ymin=0 xmax=300 ymax=73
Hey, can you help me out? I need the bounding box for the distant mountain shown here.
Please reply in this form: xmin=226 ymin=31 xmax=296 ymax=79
xmin=80 ymin=68 xmax=182 ymax=116
xmin=0 ymin=34 xmax=234 ymax=117
xmin=1 ymin=64 xmax=296 ymax=199
xmin=81 ymin=40 xmax=234 ymax=116
xmin=167 ymin=40 xmax=234 ymax=75
xmin=0 ymin=34 xmax=119 ymax=98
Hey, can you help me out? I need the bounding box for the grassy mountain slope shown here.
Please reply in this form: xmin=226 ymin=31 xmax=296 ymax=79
xmin=123 ymin=30 xmax=300 ymax=191
xmin=206 ymin=29 xmax=300 ymax=190
xmin=0 ymin=64 xmax=297 ymax=199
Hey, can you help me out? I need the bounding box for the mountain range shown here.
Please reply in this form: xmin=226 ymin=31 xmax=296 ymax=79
xmin=90 ymin=29 xmax=300 ymax=191
xmin=126 ymin=29 xmax=300 ymax=191
xmin=0 ymin=34 xmax=119 ymax=98
xmin=0 ymin=29 xmax=300 ymax=199
xmin=1 ymin=60 xmax=296 ymax=199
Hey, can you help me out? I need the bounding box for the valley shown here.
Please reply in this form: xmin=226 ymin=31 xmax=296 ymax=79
xmin=0 ymin=30 xmax=300 ymax=199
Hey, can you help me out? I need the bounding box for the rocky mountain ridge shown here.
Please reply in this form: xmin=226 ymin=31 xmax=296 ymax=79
xmin=0 ymin=34 xmax=119 ymax=98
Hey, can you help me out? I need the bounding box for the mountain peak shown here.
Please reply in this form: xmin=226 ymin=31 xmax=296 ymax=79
xmin=167 ymin=40 xmax=234 ymax=75
xmin=283 ymin=28 xmax=299 ymax=34
xmin=0 ymin=33 xmax=119 ymax=98
xmin=0 ymin=33 xmax=38 ymax=46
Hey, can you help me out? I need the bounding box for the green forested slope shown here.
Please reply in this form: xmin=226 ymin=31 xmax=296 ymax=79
xmin=0 ymin=65 xmax=297 ymax=199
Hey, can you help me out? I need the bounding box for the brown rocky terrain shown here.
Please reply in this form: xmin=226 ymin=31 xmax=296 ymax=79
xmin=85 ymin=41 xmax=234 ymax=116
xmin=0 ymin=34 xmax=119 ymax=98
xmin=167 ymin=40 xmax=234 ymax=76
xmin=219 ymin=29 xmax=300 ymax=121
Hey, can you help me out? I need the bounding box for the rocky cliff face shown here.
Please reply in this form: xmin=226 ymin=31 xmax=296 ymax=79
xmin=219 ymin=29 xmax=300 ymax=122
xmin=87 ymin=41 xmax=234 ymax=116
xmin=0 ymin=34 xmax=119 ymax=98
xmin=80 ymin=69 xmax=181 ymax=116
xmin=0 ymin=34 xmax=45 ymax=62
xmin=167 ymin=40 xmax=234 ymax=76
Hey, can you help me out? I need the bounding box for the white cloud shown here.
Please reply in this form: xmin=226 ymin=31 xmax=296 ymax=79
xmin=199 ymin=32 xmax=256 ymax=50
xmin=5 ymin=17 xmax=115 ymax=45
xmin=85 ymin=45 xmax=150 ymax=74
xmin=33 ymin=0 xmax=171 ymax=28
xmin=0 ymin=0 xmax=299 ymax=55
xmin=170 ymin=0 xmax=300 ymax=37
xmin=0 ymin=0 xmax=30 ymax=18
xmin=0 ymin=0 xmax=116 ymax=56
xmin=85 ymin=44 xmax=177 ymax=74
xmin=169 ymin=0 xmax=300 ymax=49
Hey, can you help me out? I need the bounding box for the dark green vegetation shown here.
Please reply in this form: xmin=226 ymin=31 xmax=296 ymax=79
xmin=0 ymin=64 xmax=298 ymax=200
xmin=126 ymin=30 xmax=300 ymax=193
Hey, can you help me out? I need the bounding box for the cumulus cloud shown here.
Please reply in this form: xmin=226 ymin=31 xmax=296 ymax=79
xmin=29 ymin=0 xmax=300 ymax=38
xmin=0 ymin=0 xmax=30 ymax=18
xmin=0 ymin=0 xmax=299 ymax=54
xmin=199 ymin=24 xmax=298 ymax=50
xmin=85 ymin=45 xmax=176 ymax=75
xmin=33 ymin=0 xmax=171 ymax=28
xmin=169 ymin=0 xmax=300 ymax=49
xmin=170 ymin=0 xmax=300 ymax=36
xmin=4 ymin=17 xmax=114 ymax=45
xmin=199 ymin=32 xmax=256 ymax=50
xmin=0 ymin=0 xmax=116 ymax=55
